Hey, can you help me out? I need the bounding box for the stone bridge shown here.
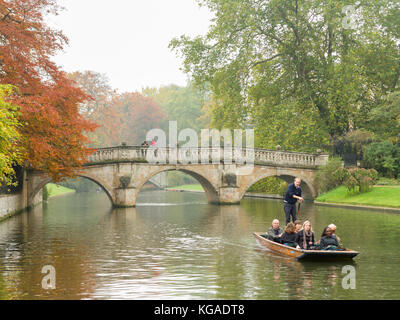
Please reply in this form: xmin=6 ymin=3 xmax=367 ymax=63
xmin=26 ymin=146 xmax=328 ymax=208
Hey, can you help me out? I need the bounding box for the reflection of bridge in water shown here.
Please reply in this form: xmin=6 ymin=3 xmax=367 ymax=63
xmin=26 ymin=146 xmax=328 ymax=208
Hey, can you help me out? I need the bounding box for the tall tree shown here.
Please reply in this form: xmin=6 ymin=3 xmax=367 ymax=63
xmin=142 ymin=83 xmax=210 ymax=132
xmin=68 ymin=71 xmax=166 ymax=147
xmin=115 ymin=92 xmax=166 ymax=145
xmin=0 ymin=0 xmax=97 ymax=181
xmin=0 ymin=85 xmax=22 ymax=187
xmin=68 ymin=71 xmax=121 ymax=147
xmin=170 ymin=0 xmax=400 ymax=151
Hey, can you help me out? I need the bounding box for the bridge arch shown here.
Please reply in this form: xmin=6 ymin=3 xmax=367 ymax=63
xmin=239 ymin=171 xmax=317 ymax=201
xmin=135 ymin=167 xmax=219 ymax=204
xmin=28 ymin=174 xmax=115 ymax=207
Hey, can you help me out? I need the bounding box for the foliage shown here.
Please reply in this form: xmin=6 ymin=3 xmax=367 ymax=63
xmin=363 ymin=142 xmax=400 ymax=178
xmin=376 ymin=177 xmax=400 ymax=186
xmin=253 ymin=100 xmax=330 ymax=152
xmin=0 ymin=85 xmax=22 ymax=187
xmin=346 ymin=168 xmax=378 ymax=193
xmin=316 ymin=156 xmax=378 ymax=194
xmin=70 ymin=71 xmax=166 ymax=147
xmin=42 ymin=185 xmax=49 ymax=201
xmin=247 ymin=177 xmax=288 ymax=196
xmin=344 ymin=175 xmax=358 ymax=193
xmin=334 ymin=129 xmax=376 ymax=162
xmin=367 ymin=90 xmax=400 ymax=142
xmin=0 ymin=0 xmax=97 ymax=182
xmin=68 ymin=71 xmax=121 ymax=147
xmin=115 ymin=92 xmax=166 ymax=146
xmin=59 ymin=178 xmax=100 ymax=193
xmin=142 ymin=83 xmax=210 ymax=133
xmin=170 ymin=0 xmax=400 ymax=151
xmin=166 ymin=171 xmax=198 ymax=187
xmin=314 ymin=157 xmax=345 ymax=194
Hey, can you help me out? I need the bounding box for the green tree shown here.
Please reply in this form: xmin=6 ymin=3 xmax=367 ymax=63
xmin=170 ymin=0 xmax=400 ymax=151
xmin=363 ymin=141 xmax=400 ymax=178
xmin=142 ymin=83 xmax=210 ymax=133
xmin=0 ymin=85 xmax=23 ymax=187
xmin=367 ymin=91 xmax=400 ymax=142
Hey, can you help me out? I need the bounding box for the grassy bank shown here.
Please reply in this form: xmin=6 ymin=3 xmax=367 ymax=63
xmin=46 ymin=183 xmax=75 ymax=199
xmin=316 ymin=186 xmax=400 ymax=208
xmin=166 ymin=184 xmax=204 ymax=191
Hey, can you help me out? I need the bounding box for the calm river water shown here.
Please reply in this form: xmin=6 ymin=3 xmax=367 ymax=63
xmin=0 ymin=190 xmax=400 ymax=300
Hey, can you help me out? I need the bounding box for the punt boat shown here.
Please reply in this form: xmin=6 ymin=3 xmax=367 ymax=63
xmin=253 ymin=232 xmax=359 ymax=261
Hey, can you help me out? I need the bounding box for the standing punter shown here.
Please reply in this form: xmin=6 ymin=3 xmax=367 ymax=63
xmin=284 ymin=177 xmax=304 ymax=225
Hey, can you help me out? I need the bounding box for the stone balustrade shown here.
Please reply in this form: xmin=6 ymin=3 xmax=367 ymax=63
xmin=86 ymin=146 xmax=329 ymax=168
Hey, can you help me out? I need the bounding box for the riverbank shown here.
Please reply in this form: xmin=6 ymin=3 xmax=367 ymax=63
xmin=46 ymin=183 xmax=76 ymax=199
xmin=1 ymin=184 xmax=75 ymax=223
xmin=316 ymin=186 xmax=400 ymax=209
xmin=165 ymin=185 xmax=283 ymax=200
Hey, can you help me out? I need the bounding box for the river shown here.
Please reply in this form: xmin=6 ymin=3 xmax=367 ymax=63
xmin=0 ymin=190 xmax=399 ymax=300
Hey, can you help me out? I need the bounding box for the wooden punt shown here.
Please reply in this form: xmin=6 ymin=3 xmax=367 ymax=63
xmin=253 ymin=232 xmax=359 ymax=261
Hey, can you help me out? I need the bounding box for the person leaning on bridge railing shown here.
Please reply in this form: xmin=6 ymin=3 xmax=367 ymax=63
xmin=141 ymin=141 xmax=149 ymax=157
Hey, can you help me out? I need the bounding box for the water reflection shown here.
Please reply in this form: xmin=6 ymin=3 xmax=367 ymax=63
xmin=0 ymin=190 xmax=399 ymax=299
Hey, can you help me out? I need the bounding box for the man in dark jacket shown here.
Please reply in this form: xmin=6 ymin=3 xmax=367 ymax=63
xmin=266 ymin=219 xmax=284 ymax=242
xmin=284 ymin=177 xmax=304 ymax=225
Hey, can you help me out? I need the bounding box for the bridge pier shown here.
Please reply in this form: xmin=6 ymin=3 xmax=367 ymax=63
xmin=115 ymin=187 xmax=136 ymax=207
xmin=218 ymin=187 xmax=242 ymax=205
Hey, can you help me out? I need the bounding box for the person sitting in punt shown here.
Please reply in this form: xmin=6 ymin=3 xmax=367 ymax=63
xmin=320 ymin=227 xmax=341 ymax=251
xmin=266 ymin=219 xmax=284 ymax=242
xmin=294 ymin=220 xmax=302 ymax=233
xmin=328 ymin=224 xmax=341 ymax=243
xmin=280 ymin=223 xmax=297 ymax=247
xmin=295 ymin=221 xmax=315 ymax=250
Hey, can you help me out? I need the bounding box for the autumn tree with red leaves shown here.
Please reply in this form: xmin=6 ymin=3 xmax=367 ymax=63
xmin=0 ymin=0 xmax=97 ymax=182
xmin=115 ymin=92 xmax=166 ymax=146
xmin=69 ymin=71 xmax=166 ymax=147
xmin=67 ymin=71 xmax=121 ymax=147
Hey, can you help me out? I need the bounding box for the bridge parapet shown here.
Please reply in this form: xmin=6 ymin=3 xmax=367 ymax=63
xmin=86 ymin=146 xmax=329 ymax=169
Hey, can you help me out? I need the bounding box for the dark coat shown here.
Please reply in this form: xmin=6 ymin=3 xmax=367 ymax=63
xmin=280 ymin=232 xmax=297 ymax=244
xmin=284 ymin=183 xmax=302 ymax=204
xmin=295 ymin=230 xmax=315 ymax=249
xmin=320 ymin=235 xmax=339 ymax=249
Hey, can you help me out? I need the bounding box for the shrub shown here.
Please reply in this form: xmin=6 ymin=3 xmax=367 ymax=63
xmin=345 ymin=175 xmax=358 ymax=193
xmin=314 ymin=157 xmax=344 ymax=194
xmin=248 ymin=177 xmax=288 ymax=195
xmin=367 ymin=169 xmax=379 ymax=184
xmin=345 ymin=168 xmax=377 ymax=193
xmin=360 ymin=176 xmax=373 ymax=193
xmin=363 ymin=141 xmax=400 ymax=178
xmin=316 ymin=159 xmax=379 ymax=194
xmin=333 ymin=166 xmax=350 ymax=183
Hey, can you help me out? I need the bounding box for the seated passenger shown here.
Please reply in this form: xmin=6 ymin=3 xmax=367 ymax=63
xmin=266 ymin=219 xmax=284 ymax=242
xmin=280 ymin=223 xmax=297 ymax=247
xmin=320 ymin=227 xmax=340 ymax=251
xmin=321 ymin=226 xmax=329 ymax=238
xmin=294 ymin=220 xmax=302 ymax=233
xmin=295 ymin=221 xmax=315 ymax=250
xmin=328 ymin=224 xmax=341 ymax=243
